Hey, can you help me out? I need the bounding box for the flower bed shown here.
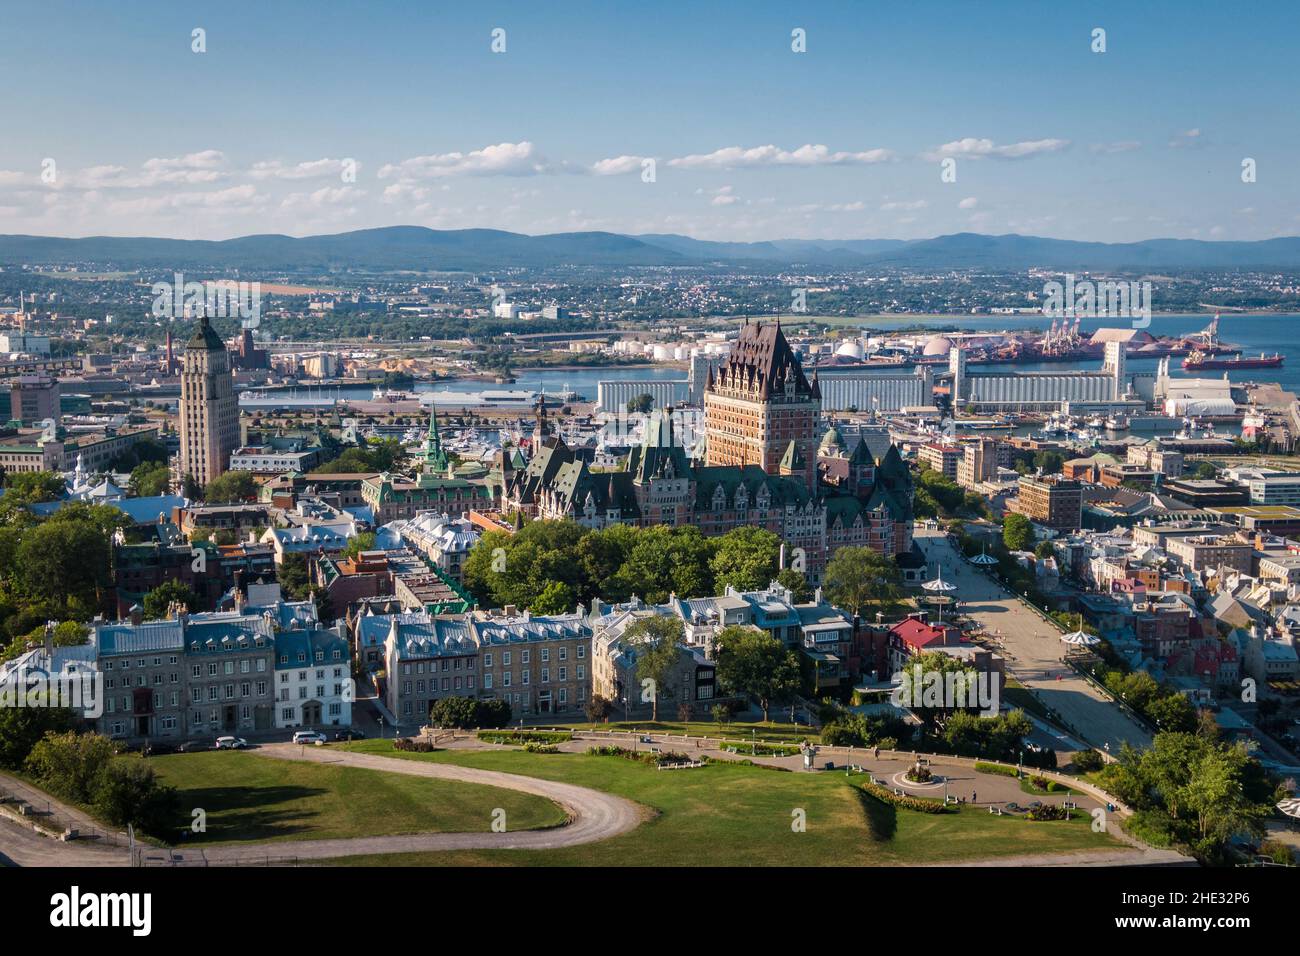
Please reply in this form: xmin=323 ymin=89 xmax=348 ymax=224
xmin=1024 ymin=803 xmax=1072 ymax=821
xmin=586 ymin=745 xmax=703 ymax=767
xmin=720 ymin=740 xmax=800 ymax=757
xmin=857 ymin=780 xmax=951 ymax=814
xmin=477 ymin=730 xmax=573 ymax=746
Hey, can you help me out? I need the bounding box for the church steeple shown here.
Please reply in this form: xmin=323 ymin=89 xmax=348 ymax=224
xmin=421 ymin=407 xmax=449 ymax=475
xmin=532 ymin=392 xmax=551 ymax=447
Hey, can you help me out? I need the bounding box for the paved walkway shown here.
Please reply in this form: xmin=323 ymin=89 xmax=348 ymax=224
xmin=187 ymin=744 xmax=644 ymax=864
xmin=917 ymin=529 xmax=1153 ymax=753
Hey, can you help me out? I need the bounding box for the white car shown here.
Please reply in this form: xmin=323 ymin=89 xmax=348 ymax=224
xmin=215 ymin=736 xmax=248 ymax=750
xmin=292 ymin=731 xmax=327 ymax=746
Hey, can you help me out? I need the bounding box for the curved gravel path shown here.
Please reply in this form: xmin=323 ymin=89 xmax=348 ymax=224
xmin=178 ymin=743 xmax=644 ymax=864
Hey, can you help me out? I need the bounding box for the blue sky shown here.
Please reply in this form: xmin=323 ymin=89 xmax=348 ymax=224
xmin=1 ymin=0 xmax=1296 ymax=243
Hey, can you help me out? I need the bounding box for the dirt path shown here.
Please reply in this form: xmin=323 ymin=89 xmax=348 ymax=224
xmin=182 ymin=744 xmax=644 ymax=864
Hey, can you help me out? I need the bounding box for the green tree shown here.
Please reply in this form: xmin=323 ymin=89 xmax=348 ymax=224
xmin=93 ymin=759 xmax=179 ymax=834
xmin=1193 ymin=461 xmax=1218 ymax=479
xmin=713 ymin=625 xmax=801 ymax=722
xmin=344 ymin=532 xmax=377 ymax=559
xmin=823 ymin=546 xmax=902 ymax=617
xmin=531 ymin=580 xmax=576 ymax=615
xmin=1 ymin=471 xmax=65 ymax=504
xmin=16 ymin=518 xmax=112 ymax=612
xmin=775 ymin=567 xmax=812 ymax=603
xmin=623 ymin=615 xmax=683 ymax=722
xmin=1002 ymin=513 xmax=1034 ymax=552
xmin=710 ymin=527 xmax=781 ymax=593
xmin=626 ymin=393 xmax=654 ymax=414
xmin=129 ymin=461 xmax=172 ymax=497
xmin=143 ymin=580 xmax=201 ymax=619
xmin=277 ymin=553 xmax=312 ymax=600
xmin=584 ymin=694 xmax=613 ymax=723
xmin=25 ymin=731 xmax=117 ymax=804
xmin=203 ymin=470 xmax=257 ymax=503
xmin=0 ymin=705 xmax=75 ymax=769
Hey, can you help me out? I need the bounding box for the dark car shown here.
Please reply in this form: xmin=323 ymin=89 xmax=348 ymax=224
xmin=334 ymin=729 xmax=365 ymax=741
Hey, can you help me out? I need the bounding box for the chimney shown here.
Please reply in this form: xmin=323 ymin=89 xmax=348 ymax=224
xmin=43 ymin=620 xmax=55 ymax=658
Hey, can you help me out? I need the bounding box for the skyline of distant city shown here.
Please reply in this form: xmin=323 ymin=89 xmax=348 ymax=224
xmin=2 ymin=1 xmax=1298 ymax=243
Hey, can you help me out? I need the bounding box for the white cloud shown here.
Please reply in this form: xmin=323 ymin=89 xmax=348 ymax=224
xmin=378 ymin=142 xmax=555 ymax=180
xmin=710 ymin=185 xmax=739 ymax=206
xmin=1089 ymin=141 xmax=1142 ymax=154
xmin=880 ymin=199 xmax=927 ymax=211
xmin=280 ymin=186 xmax=366 ymax=210
xmin=139 ymin=150 xmax=227 ymax=185
xmin=1168 ymin=128 xmax=1202 ymax=149
xmin=668 ymin=143 xmax=894 ymax=170
xmin=958 ymin=196 xmax=979 ymax=209
xmin=251 ymin=158 xmax=357 ymax=180
xmin=924 ymin=138 xmax=1069 ymax=161
xmin=106 ymin=183 xmax=259 ymax=214
xmin=590 ymin=155 xmax=649 ymax=176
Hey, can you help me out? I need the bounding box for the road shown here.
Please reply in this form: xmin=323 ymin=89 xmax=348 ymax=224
xmin=916 ymin=528 xmax=1153 ymax=754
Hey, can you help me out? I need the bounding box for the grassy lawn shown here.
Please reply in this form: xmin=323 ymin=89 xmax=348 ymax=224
xmin=542 ymin=719 xmax=820 ymax=744
xmin=324 ymin=740 xmax=1119 ymax=866
xmin=1018 ymin=775 xmax=1078 ymax=797
xmin=145 ymin=750 xmax=567 ymax=846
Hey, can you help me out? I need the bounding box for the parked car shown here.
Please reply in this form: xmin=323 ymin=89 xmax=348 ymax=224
xmin=215 ymin=736 xmax=248 ymax=750
xmin=292 ymin=731 xmax=327 ymax=746
xmin=333 ymin=729 xmax=364 ymax=741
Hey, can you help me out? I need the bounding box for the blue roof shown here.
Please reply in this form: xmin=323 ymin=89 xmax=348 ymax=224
xmin=114 ymin=495 xmax=188 ymax=524
xmin=273 ymin=628 xmax=349 ymax=669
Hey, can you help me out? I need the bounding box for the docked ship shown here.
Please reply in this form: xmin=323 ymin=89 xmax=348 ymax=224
xmin=1182 ymin=349 xmax=1283 ymax=371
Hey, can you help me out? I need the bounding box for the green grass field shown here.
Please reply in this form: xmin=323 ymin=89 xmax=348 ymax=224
xmin=543 ymin=719 xmax=820 ymax=744
xmin=326 ymin=740 xmax=1119 ymax=866
xmin=146 ymin=750 xmax=567 ymax=846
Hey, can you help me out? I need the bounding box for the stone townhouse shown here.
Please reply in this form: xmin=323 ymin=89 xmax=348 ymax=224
xmin=378 ymin=607 xmax=592 ymax=727
xmin=474 ymin=607 xmax=590 ymax=717
xmin=95 ymin=620 xmax=189 ymax=741
xmin=587 ymin=601 xmax=721 ymax=720
xmin=182 ymin=618 xmax=277 ymax=736
xmin=273 ymin=627 xmax=353 ymax=729
xmin=383 ymin=615 xmax=479 ymax=724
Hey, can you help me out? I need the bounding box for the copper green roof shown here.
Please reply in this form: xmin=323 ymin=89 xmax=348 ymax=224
xmin=187 ymin=315 xmax=227 ymax=351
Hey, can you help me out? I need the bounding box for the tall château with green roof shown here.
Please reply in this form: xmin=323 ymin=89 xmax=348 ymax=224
xmin=498 ymin=321 xmax=914 ymax=582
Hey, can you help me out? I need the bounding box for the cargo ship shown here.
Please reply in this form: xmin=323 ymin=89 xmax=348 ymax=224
xmin=1182 ymin=349 xmax=1283 ymax=371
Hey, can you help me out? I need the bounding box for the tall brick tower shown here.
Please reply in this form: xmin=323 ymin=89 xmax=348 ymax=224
xmin=703 ymin=319 xmax=820 ymax=489
xmin=178 ymin=314 xmax=237 ymax=489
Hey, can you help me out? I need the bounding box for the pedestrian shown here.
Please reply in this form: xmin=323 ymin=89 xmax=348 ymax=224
xmin=972 ymin=790 xmax=977 ymax=804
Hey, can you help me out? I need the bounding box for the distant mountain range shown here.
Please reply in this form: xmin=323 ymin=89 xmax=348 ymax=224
xmin=2 ymin=226 xmax=1299 ymax=272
